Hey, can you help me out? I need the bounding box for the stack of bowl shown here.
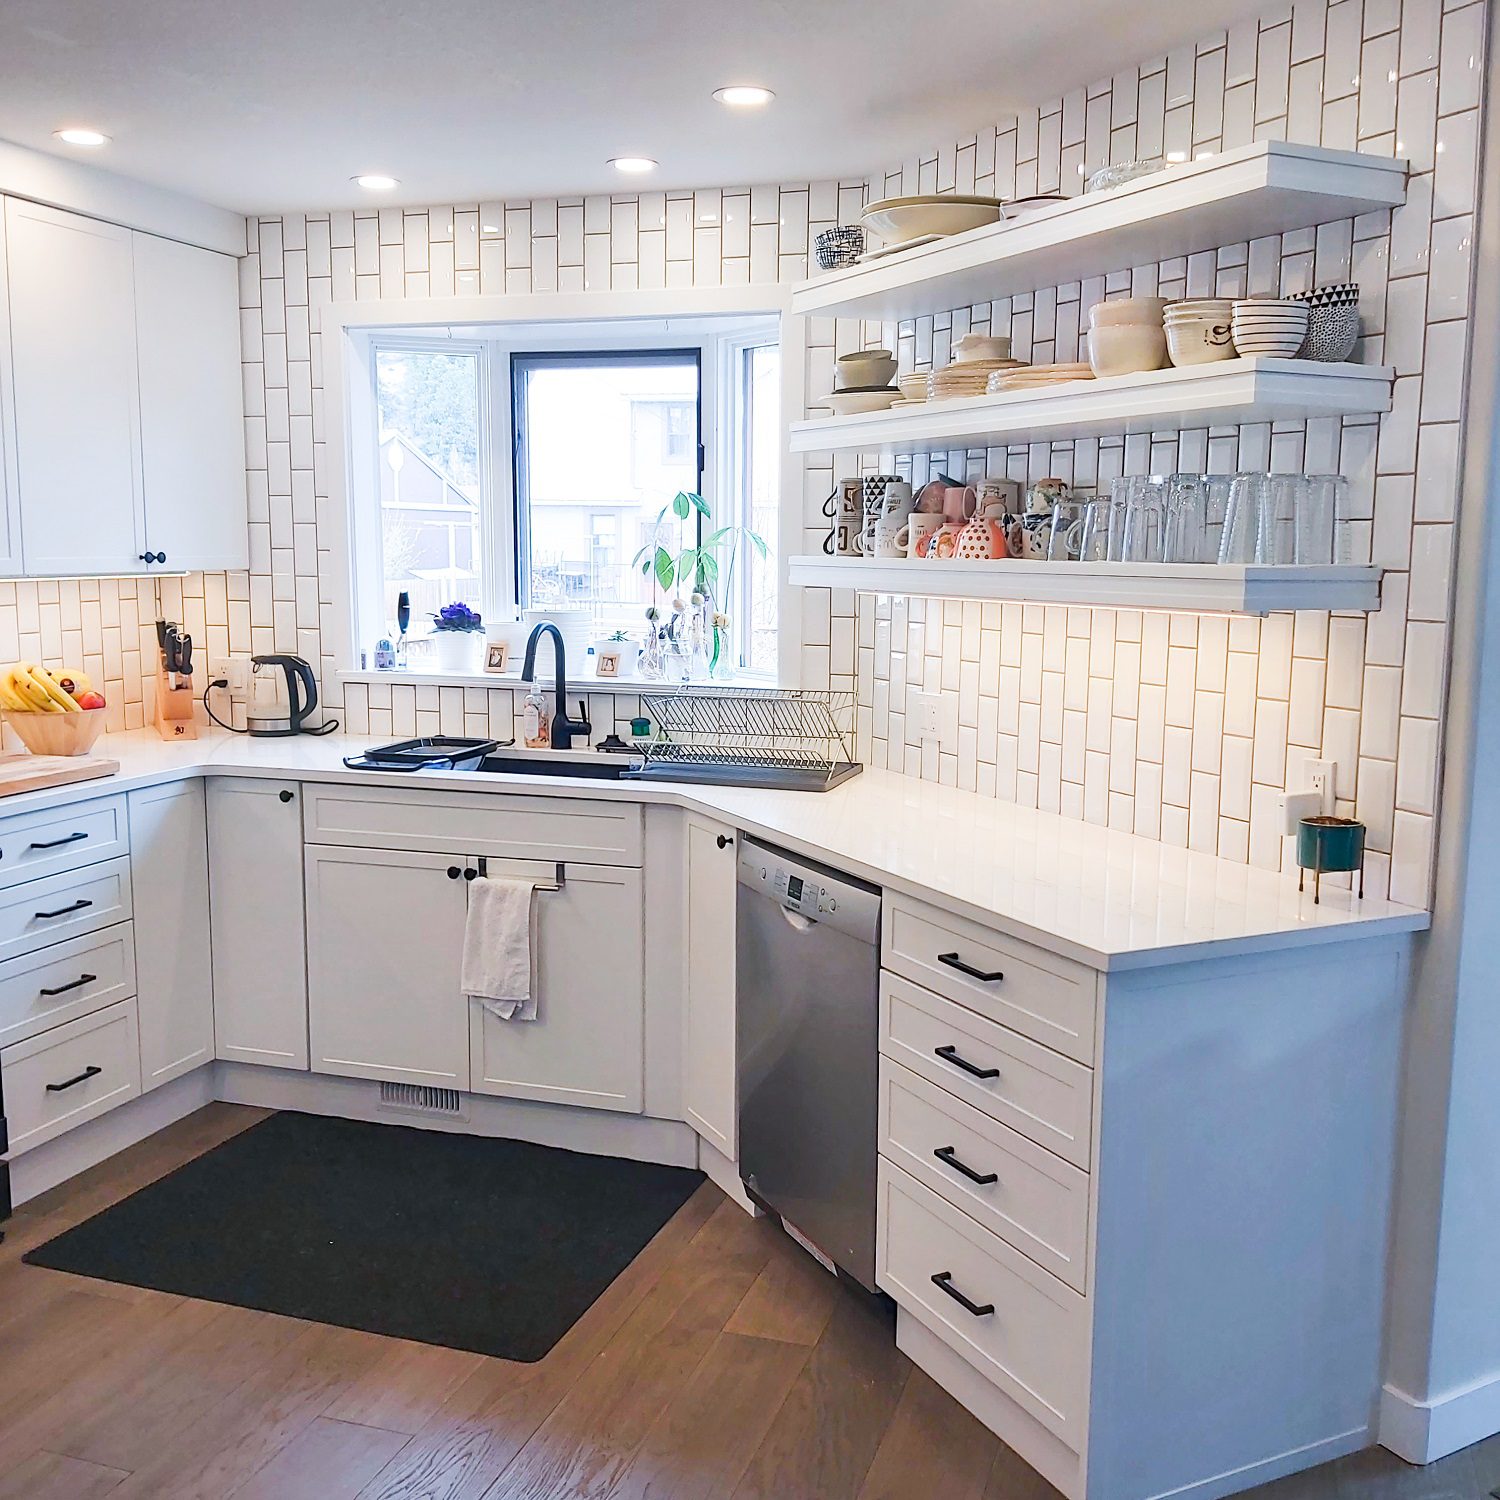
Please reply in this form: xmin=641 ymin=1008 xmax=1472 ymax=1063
xmin=927 ymin=333 xmax=1020 ymax=400
xmin=828 ymin=349 xmax=900 ymax=415
xmin=1230 ymin=298 xmax=1310 ymax=357
xmin=893 ymin=372 xmax=931 ymax=407
xmin=1086 ymin=297 xmax=1167 ymax=377
xmin=1163 ymin=299 xmax=1235 ymax=366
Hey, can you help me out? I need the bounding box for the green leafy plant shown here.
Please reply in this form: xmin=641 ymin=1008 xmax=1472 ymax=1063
xmin=632 ymin=491 xmax=769 ymax=602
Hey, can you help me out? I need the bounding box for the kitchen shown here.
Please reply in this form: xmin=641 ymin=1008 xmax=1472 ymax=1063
xmin=0 ymin=1 xmax=1494 ymax=1497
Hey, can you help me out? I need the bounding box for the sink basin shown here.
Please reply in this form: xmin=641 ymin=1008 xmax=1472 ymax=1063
xmin=478 ymin=755 xmax=633 ymax=780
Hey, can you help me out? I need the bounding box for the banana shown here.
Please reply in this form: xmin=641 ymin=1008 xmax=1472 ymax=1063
xmin=56 ymin=666 xmax=92 ymax=696
xmin=8 ymin=665 xmax=54 ymax=712
xmin=29 ymin=667 xmax=80 ymax=712
xmin=0 ymin=675 xmax=29 ymax=713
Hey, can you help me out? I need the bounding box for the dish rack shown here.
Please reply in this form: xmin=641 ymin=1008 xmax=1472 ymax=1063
xmin=625 ymin=688 xmax=862 ymax=792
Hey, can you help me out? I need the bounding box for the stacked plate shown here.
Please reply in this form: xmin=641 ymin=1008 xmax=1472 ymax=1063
xmin=1230 ymin=298 xmax=1309 ymax=357
xmin=986 ymin=362 xmax=1094 ymax=393
xmin=861 ymin=194 xmax=1005 ymax=245
xmin=927 ymin=359 xmax=1024 ymax=400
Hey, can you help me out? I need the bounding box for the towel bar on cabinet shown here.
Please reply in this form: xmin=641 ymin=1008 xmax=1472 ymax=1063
xmin=472 ymin=857 xmax=564 ymax=891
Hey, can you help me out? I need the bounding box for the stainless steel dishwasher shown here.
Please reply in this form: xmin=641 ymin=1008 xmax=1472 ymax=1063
xmin=736 ymin=837 xmax=882 ymax=1292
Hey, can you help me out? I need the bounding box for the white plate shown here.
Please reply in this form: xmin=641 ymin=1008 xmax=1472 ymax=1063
xmin=857 ymin=233 xmax=946 ymax=262
xmin=826 ymin=388 xmax=902 ymax=415
xmin=862 ymin=195 xmax=1005 ymax=244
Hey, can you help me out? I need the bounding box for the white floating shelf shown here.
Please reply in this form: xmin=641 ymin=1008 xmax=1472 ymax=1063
xmin=789 ymin=358 xmax=1392 ymax=456
xmin=789 ymin=557 xmax=1383 ymax=616
xmin=794 ymin=141 xmax=1407 ymax=323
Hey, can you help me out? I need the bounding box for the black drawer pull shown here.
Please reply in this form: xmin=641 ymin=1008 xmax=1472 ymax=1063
xmin=934 ymin=1145 xmax=998 ymax=1185
xmin=934 ymin=1043 xmax=999 ymax=1080
xmin=40 ymin=973 xmax=97 ymax=997
xmin=938 ymin=951 xmax=1004 ymax=983
xmin=35 ymin=899 xmax=93 ymax=920
xmin=30 ymin=831 xmax=87 ymax=851
xmin=46 ymin=1064 xmax=102 ymax=1093
xmin=931 ymin=1271 xmax=994 ymax=1317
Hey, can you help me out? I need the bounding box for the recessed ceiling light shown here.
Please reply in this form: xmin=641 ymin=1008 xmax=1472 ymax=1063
xmin=352 ymin=174 xmax=399 ymax=191
xmin=54 ymin=127 xmax=109 ymax=147
xmin=609 ymin=156 xmax=657 ymax=174
xmin=713 ymin=85 xmax=775 ymax=108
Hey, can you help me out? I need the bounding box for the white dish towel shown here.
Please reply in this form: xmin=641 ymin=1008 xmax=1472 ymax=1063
xmin=461 ymin=875 xmax=539 ymax=1021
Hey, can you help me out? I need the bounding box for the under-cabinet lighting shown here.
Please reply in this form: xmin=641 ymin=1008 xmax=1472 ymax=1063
xmin=54 ymin=127 xmax=109 ymax=147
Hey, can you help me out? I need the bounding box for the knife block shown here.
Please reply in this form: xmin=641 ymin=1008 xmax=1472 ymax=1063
xmin=153 ymin=656 xmax=199 ymax=741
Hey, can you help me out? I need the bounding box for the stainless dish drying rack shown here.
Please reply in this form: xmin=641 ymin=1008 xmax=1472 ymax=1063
xmin=622 ymin=688 xmax=862 ymax=792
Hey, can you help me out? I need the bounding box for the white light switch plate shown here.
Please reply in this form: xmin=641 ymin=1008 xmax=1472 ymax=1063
xmin=915 ymin=692 xmax=941 ymax=738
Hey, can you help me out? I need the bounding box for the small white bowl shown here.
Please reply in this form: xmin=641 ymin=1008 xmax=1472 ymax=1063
xmin=1166 ymin=319 xmax=1236 ymax=366
xmin=953 ymin=333 xmax=1013 ymax=362
xmin=1090 ymin=296 xmax=1168 ymax=328
xmin=897 ymin=372 xmax=931 ymax=400
xmin=837 ymin=349 xmax=897 ymax=388
xmin=1087 ymin=323 xmax=1167 ymax=377
xmin=1230 ymin=333 xmax=1308 ymax=357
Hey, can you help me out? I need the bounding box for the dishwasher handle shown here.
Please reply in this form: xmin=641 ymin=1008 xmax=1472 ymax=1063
xmin=779 ymin=905 xmax=818 ymax=932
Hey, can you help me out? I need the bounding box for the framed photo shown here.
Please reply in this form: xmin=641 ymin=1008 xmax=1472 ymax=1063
xmin=595 ymin=647 xmax=623 ymax=678
xmin=483 ymin=641 xmax=511 ymax=674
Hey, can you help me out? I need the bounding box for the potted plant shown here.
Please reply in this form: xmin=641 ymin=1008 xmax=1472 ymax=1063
xmin=429 ymin=601 xmax=484 ymax=672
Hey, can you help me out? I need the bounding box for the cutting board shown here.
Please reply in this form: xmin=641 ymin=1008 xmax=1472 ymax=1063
xmin=0 ymin=754 xmax=120 ymax=797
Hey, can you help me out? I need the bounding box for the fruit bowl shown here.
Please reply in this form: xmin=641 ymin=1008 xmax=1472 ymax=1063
xmin=6 ymin=708 xmax=106 ymax=757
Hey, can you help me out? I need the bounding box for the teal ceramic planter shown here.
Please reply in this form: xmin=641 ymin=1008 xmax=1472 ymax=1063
xmin=1296 ymin=816 xmax=1366 ymax=903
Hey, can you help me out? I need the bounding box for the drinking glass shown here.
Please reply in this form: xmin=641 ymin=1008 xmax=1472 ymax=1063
xmin=1077 ymin=497 xmax=1118 ymax=561
xmin=1294 ymin=475 xmax=1348 ymax=564
xmin=1219 ymin=474 xmax=1269 ymax=563
xmin=1116 ymin=475 xmax=1170 ymax=562
xmin=1256 ymin=475 xmax=1302 ymax=564
xmin=1204 ymin=475 xmax=1234 ymax=563
xmin=1046 ymin=499 xmax=1082 ymax=561
xmin=1163 ymin=473 xmax=1211 ymax=563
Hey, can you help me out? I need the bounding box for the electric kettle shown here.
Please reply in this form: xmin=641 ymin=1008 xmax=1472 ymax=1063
xmin=246 ymin=654 xmax=320 ymax=736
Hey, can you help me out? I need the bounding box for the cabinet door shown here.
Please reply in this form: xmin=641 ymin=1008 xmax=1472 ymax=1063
xmin=0 ymin=207 xmax=24 ymax=575
xmin=470 ymin=860 xmax=644 ymax=1112
xmin=4 ymin=199 xmax=146 ymax=575
xmin=208 ymin=779 xmax=307 ymax=1070
xmin=306 ymin=845 xmax=469 ymax=1089
xmin=133 ymin=232 xmax=248 ymax=571
xmin=128 ymin=780 xmax=214 ymax=1089
xmin=683 ymin=815 xmax=738 ymax=1156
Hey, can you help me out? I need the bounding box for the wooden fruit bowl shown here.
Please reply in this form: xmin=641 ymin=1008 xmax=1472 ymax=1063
xmin=5 ymin=708 xmax=107 ymax=756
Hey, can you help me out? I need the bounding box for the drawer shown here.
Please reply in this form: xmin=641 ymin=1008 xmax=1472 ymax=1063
xmin=0 ymin=793 xmax=129 ymax=891
xmin=1 ymin=998 xmax=142 ymax=1154
xmin=877 ymin=1159 xmax=1088 ymax=1449
xmin=883 ymin=890 xmax=1098 ymax=1064
xmin=0 ymin=857 xmax=133 ymax=965
xmin=880 ymin=971 xmax=1093 ymax=1169
xmin=0 ymin=922 xmax=136 ymax=1049
xmin=303 ymin=783 xmax=643 ymax=867
xmin=880 ymin=1057 xmax=1089 ymax=1292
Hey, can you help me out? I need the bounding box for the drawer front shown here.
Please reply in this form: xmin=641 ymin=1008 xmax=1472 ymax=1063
xmin=0 ymin=794 xmax=129 ymax=891
xmin=880 ymin=1057 xmax=1090 ymax=1292
xmin=0 ymin=922 xmax=136 ymax=1049
xmin=883 ymin=891 xmax=1098 ymax=1064
xmin=1 ymin=998 xmax=142 ymax=1154
xmin=0 ymin=857 xmax=133 ymax=964
xmin=878 ymin=1160 xmax=1088 ymax=1448
xmin=880 ymin=971 xmax=1093 ymax=1169
xmin=303 ymin=783 xmax=643 ymax=867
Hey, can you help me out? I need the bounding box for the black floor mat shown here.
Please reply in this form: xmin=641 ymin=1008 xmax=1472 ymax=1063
xmin=25 ymin=1110 xmax=704 ymax=1362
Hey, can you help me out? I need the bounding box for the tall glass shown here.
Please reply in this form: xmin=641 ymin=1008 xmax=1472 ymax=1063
xmin=1117 ymin=475 xmax=1169 ymax=563
xmin=1163 ymin=473 xmax=1211 ymax=563
xmin=1219 ymin=474 xmax=1269 ymax=564
xmin=1077 ymin=497 xmax=1118 ymax=560
xmin=1294 ymin=475 xmax=1347 ymax=564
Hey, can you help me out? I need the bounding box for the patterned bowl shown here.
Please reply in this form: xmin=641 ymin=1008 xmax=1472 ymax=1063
xmin=815 ymin=225 xmax=865 ymax=270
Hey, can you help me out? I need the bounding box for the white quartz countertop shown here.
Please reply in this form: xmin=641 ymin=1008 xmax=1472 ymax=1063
xmin=5 ymin=729 xmax=1428 ymax=971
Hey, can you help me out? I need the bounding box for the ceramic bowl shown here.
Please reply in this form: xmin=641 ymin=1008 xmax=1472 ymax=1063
xmin=827 ymin=388 xmax=901 ymax=415
xmin=836 ymin=349 xmax=897 ymax=388
xmin=897 ymin=372 xmax=931 ymax=400
xmin=861 ymin=194 xmax=1004 ymax=244
xmin=815 ymin=225 xmax=865 ymax=270
xmin=1087 ymin=158 xmax=1165 ymax=192
xmin=953 ymin=333 xmax=1013 ymax=361
xmin=1087 ymin=322 xmax=1167 ymax=377
xmin=1090 ymin=296 xmax=1168 ymax=328
xmin=1166 ymin=317 xmax=1236 ymax=366
xmin=1298 ymin=303 xmax=1360 ymax=361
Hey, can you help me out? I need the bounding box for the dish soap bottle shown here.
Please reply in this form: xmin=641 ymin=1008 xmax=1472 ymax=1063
xmin=522 ymin=684 xmax=551 ymax=749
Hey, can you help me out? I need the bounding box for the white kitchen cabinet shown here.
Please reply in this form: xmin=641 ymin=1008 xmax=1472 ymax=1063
xmin=469 ymin=861 xmax=644 ymax=1112
xmin=4 ymin=198 xmax=146 ymax=576
xmin=305 ymin=845 xmax=470 ymax=1090
xmin=681 ymin=814 xmax=738 ymax=1157
xmin=128 ymin=780 xmax=214 ymax=1090
xmin=0 ymin=206 xmax=24 ymax=576
xmin=208 ymin=779 xmax=308 ymax=1070
xmin=132 ymin=232 xmax=247 ymax=572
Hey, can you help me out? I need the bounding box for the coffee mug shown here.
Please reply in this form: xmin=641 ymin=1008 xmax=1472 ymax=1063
xmin=942 ymin=485 xmax=978 ymax=524
xmin=872 ymin=515 xmax=909 ymax=558
xmin=896 ymin=512 xmax=944 ymax=559
xmin=823 ymin=478 xmax=866 ymax=555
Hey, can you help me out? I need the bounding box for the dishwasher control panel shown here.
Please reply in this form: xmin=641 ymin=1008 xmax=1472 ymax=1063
xmin=752 ymin=857 xmax=839 ymax=918
xmin=738 ymin=837 xmax=882 ymax=943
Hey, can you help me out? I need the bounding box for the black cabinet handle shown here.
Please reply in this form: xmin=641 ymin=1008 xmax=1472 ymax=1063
xmin=938 ymin=952 xmax=1004 ymax=983
xmin=30 ymin=831 xmax=86 ymax=851
xmin=934 ymin=1146 xmax=998 ymax=1185
xmin=40 ymin=973 xmax=96 ymax=997
xmin=463 ymin=868 xmax=477 ymax=881
xmin=716 ymin=834 xmax=734 ymax=849
xmin=46 ymin=1064 xmax=102 ymax=1093
xmin=35 ymin=899 xmax=93 ymax=920
xmin=934 ymin=1043 xmax=999 ymax=1080
xmin=278 ymin=790 xmax=294 ymax=803
xmin=931 ymin=1271 xmax=994 ymax=1317
xmin=446 ymin=866 xmax=462 ymax=880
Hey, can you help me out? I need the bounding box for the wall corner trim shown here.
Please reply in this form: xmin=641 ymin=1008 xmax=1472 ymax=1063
xmin=1380 ymin=1373 xmax=1500 ymax=1465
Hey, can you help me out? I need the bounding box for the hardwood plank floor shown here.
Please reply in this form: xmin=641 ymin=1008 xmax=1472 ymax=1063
xmin=1 ymin=1103 xmax=1497 ymax=1500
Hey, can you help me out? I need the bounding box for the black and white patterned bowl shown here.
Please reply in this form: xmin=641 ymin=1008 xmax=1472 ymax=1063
xmin=1294 ymin=282 xmax=1360 ymax=309
xmin=1298 ymin=303 xmax=1361 ymax=361
xmin=816 ymin=225 xmax=866 ymax=269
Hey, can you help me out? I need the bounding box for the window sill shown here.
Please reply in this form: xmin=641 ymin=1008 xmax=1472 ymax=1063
xmin=339 ymin=668 xmax=783 ymax=695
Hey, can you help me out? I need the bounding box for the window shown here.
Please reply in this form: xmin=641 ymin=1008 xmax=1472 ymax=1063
xmin=352 ymin=315 xmax=778 ymax=678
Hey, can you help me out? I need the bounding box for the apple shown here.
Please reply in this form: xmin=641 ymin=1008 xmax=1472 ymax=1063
xmin=75 ymin=691 xmax=106 ymax=710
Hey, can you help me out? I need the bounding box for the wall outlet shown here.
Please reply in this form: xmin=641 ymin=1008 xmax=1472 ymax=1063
xmin=914 ymin=692 xmax=942 ymax=738
xmin=1307 ymin=758 xmax=1336 ymax=813
xmin=209 ymin=656 xmax=251 ymax=697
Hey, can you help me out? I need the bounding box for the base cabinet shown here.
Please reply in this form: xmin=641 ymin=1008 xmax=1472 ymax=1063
xmin=469 ymin=861 xmax=644 ymax=1112
xmin=681 ymin=814 xmax=737 ymax=1157
xmin=209 ymin=779 xmax=308 ymax=1070
xmin=305 ymin=845 xmax=469 ymax=1090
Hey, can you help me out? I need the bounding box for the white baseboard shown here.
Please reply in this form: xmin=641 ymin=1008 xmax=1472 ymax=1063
xmin=213 ymin=1062 xmax=699 ymax=1168
xmin=1380 ymin=1373 xmax=1500 ymax=1463
xmin=696 ymin=1136 xmax=761 ymax=1216
xmin=9 ymin=1067 xmax=216 ymax=1206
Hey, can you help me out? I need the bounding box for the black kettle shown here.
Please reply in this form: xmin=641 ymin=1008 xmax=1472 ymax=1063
xmin=247 ymin=654 xmax=319 ymax=736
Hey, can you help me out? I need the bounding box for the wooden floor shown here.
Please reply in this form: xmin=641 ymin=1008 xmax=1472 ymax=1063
xmin=1 ymin=1105 xmax=1497 ymax=1500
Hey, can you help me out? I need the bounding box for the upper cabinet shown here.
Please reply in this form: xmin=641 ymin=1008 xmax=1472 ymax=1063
xmin=0 ymin=196 xmax=246 ymax=577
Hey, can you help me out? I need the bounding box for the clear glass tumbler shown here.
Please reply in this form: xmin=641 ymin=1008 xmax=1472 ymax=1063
xmin=1219 ymin=474 xmax=1269 ymax=564
xmin=1256 ymin=475 xmax=1303 ymax=564
xmin=1163 ymin=473 xmax=1211 ymax=563
xmin=1294 ymin=475 xmax=1348 ymax=564
xmin=1117 ymin=475 xmax=1170 ymax=562
xmin=1077 ymin=497 xmax=1118 ymax=560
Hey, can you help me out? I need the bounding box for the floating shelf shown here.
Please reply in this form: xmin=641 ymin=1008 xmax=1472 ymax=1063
xmin=788 ymin=557 xmax=1383 ymax=616
xmin=793 ymin=141 xmax=1408 ymax=323
xmin=789 ymin=358 xmax=1392 ymax=456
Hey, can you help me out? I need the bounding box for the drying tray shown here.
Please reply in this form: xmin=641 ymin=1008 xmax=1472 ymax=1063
xmin=343 ymin=735 xmax=505 ymax=772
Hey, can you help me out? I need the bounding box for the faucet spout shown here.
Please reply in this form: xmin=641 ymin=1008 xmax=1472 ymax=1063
xmin=521 ymin=623 xmax=591 ymax=750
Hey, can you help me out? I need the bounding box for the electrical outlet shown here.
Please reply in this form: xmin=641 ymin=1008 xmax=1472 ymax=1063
xmin=914 ymin=692 xmax=942 ymax=738
xmin=1307 ymin=758 xmax=1335 ymax=813
xmin=209 ymin=656 xmax=251 ymax=697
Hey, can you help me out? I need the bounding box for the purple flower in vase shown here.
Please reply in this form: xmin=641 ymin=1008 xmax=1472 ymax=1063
xmin=431 ymin=602 xmax=484 ymax=633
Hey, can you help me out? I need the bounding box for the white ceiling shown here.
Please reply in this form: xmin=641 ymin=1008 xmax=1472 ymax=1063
xmin=0 ymin=0 xmax=1262 ymax=215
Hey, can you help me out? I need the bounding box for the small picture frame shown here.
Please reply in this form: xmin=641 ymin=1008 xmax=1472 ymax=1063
xmin=483 ymin=641 xmax=511 ymax=674
xmin=595 ymin=647 xmax=623 ymax=678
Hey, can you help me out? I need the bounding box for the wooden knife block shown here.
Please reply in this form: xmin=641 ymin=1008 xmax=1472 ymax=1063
xmin=154 ymin=658 xmax=199 ymax=741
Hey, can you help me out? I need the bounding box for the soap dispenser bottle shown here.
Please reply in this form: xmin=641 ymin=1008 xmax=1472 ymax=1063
xmin=522 ymin=684 xmax=551 ymax=748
